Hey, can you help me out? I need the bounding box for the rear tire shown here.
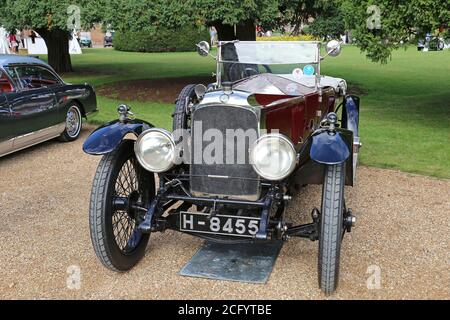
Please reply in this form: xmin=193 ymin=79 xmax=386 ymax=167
xmin=318 ymin=163 xmax=345 ymax=295
xmin=89 ymin=141 xmax=155 ymax=271
xmin=59 ymin=104 xmax=82 ymax=142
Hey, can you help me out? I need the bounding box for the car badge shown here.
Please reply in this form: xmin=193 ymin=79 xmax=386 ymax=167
xmin=303 ymin=65 xmax=315 ymax=76
xmin=292 ymin=68 xmax=303 ymax=78
xmin=220 ymin=94 xmax=230 ymax=103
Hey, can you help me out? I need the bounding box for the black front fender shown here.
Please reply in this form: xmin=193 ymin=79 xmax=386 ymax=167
xmin=82 ymin=119 xmax=153 ymax=155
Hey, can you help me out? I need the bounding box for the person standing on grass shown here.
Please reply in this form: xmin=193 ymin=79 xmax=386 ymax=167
xmin=30 ymin=30 xmax=36 ymax=44
xmin=209 ymin=26 xmax=217 ymax=47
xmin=8 ymin=32 xmax=18 ymax=53
xmin=15 ymin=31 xmax=22 ymax=50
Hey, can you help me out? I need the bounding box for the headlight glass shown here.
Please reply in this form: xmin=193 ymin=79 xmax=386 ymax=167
xmin=135 ymin=129 xmax=175 ymax=173
xmin=250 ymin=134 xmax=297 ymax=181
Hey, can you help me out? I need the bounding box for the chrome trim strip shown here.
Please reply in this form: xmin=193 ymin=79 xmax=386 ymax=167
xmin=0 ymin=123 xmax=65 ymax=158
xmin=0 ymin=138 xmax=13 ymax=156
xmin=190 ymin=191 xmax=260 ymax=202
xmin=207 ymin=175 xmax=229 ymax=179
xmin=352 ymin=136 xmax=362 ymax=182
xmin=199 ymin=90 xmax=253 ymax=107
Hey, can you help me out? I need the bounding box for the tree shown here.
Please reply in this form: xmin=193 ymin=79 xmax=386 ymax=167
xmin=0 ymin=0 xmax=101 ymax=72
xmin=105 ymin=0 xmax=281 ymax=42
xmin=192 ymin=0 xmax=280 ymax=40
xmin=275 ymin=0 xmax=339 ymax=35
xmin=308 ymin=6 xmax=345 ymax=39
xmin=342 ymin=0 xmax=450 ymax=63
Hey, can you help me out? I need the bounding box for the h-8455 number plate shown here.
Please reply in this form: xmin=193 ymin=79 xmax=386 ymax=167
xmin=180 ymin=212 xmax=260 ymax=238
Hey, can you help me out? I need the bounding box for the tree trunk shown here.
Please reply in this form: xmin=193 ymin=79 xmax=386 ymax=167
xmin=212 ymin=20 xmax=256 ymax=82
xmin=213 ymin=20 xmax=256 ymax=41
xmin=37 ymin=28 xmax=73 ymax=73
xmin=236 ymin=20 xmax=256 ymax=41
xmin=213 ymin=22 xmax=235 ymax=41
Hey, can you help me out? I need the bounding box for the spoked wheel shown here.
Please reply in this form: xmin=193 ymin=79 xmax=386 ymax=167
xmin=318 ymin=163 xmax=346 ymax=295
xmin=89 ymin=141 xmax=155 ymax=271
xmin=60 ymin=104 xmax=83 ymax=142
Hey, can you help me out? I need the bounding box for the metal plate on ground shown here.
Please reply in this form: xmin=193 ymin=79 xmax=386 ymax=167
xmin=180 ymin=241 xmax=283 ymax=284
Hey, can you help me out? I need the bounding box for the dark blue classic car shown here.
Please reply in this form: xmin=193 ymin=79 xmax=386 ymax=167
xmin=0 ymin=55 xmax=97 ymax=157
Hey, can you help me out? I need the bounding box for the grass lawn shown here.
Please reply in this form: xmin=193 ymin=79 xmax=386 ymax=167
xmin=59 ymin=47 xmax=450 ymax=178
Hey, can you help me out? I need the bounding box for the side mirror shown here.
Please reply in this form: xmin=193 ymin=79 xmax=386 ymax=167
xmin=326 ymin=40 xmax=342 ymax=57
xmin=196 ymin=41 xmax=210 ymax=57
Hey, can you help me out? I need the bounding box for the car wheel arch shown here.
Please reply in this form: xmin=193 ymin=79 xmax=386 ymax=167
xmin=70 ymin=99 xmax=86 ymax=118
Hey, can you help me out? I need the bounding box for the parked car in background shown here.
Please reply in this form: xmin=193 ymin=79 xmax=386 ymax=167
xmin=418 ymin=33 xmax=446 ymax=51
xmin=79 ymin=32 xmax=92 ymax=48
xmin=0 ymin=55 xmax=97 ymax=157
xmin=83 ymin=40 xmax=361 ymax=295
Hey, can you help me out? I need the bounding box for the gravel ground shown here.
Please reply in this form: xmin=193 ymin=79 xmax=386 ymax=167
xmin=0 ymin=126 xmax=449 ymax=300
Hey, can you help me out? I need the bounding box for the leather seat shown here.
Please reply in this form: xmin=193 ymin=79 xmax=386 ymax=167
xmin=0 ymin=79 xmax=13 ymax=93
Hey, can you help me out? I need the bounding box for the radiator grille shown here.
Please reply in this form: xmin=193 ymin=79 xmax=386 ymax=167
xmin=190 ymin=104 xmax=260 ymax=200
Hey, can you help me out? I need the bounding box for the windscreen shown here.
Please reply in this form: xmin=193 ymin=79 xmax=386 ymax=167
xmin=219 ymin=41 xmax=321 ymax=83
xmin=220 ymin=41 xmax=320 ymax=65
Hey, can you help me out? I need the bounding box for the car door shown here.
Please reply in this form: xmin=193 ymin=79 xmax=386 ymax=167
xmin=4 ymin=64 xmax=59 ymax=149
xmin=0 ymin=69 xmax=14 ymax=156
xmin=0 ymin=93 xmax=13 ymax=156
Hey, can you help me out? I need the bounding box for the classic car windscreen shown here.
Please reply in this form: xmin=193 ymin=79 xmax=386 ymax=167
xmin=220 ymin=41 xmax=320 ymax=65
xmin=219 ymin=42 xmax=321 ymax=83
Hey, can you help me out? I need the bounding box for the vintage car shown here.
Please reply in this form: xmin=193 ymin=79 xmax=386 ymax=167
xmin=79 ymin=32 xmax=93 ymax=48
xmin=83 ymin=40 xmax=361 ymax=294
xmin=418 ymin=34 xmax=446 ymax=51
xmin=0 ymin=55 xmax=97 ymax=157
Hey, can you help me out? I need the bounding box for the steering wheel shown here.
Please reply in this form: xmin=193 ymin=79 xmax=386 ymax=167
xmin=226 ymin=63 xmax=273 ymax=82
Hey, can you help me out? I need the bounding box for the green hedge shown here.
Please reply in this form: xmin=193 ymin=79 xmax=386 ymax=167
xmin=114 ymin=26 xmax=209 ymax=53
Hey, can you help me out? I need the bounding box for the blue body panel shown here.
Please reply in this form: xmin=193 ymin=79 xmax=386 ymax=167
xmin=342 ymin=95 xmax=360 ymax=136
xmin=309 ymin=129 xmax=352 ymax=165
xmin=83 ymin=119 xmax=153 ymax=155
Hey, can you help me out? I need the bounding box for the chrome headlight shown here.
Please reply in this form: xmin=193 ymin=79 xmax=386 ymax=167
xmin=135 ymin=129 xmax=175 ymax=173
xmin=250 ymin=134 xmax=297 ymax=181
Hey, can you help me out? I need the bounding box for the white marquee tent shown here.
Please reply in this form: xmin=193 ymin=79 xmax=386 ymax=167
xmin=27 ymin=31 xmax=82 ymax=55
xmin=0 ymin=27 xmax=11 ymax=54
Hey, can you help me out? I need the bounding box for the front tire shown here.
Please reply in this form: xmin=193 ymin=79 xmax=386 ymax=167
xmin=173 ymin=84 xmax=197 ymax=132
xmin=89 ymin=141 xmax=155 ymax=271
xmin=318 ymin=163 xmax=345 ymax=295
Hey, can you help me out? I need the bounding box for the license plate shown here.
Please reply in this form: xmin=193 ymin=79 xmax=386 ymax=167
xmin=180 ymin=212 xmax=261 ymax=238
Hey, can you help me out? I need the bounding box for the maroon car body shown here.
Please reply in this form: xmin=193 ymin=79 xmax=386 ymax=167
xmin=83 ymin=40 xmax=361 ymax=294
